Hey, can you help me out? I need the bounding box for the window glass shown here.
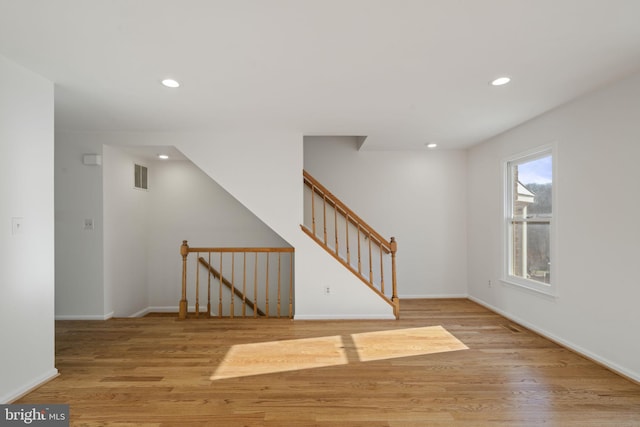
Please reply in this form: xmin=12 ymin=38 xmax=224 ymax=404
xmin=507 ymin=152 xmax=553 ymax=289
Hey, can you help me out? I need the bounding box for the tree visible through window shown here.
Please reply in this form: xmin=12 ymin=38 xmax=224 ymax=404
xmin=506 ymin=150 xmax=553 ymax=290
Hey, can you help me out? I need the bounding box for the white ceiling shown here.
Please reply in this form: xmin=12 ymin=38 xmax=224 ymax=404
xmin=1 ymin=0 xmax=640 ymax=150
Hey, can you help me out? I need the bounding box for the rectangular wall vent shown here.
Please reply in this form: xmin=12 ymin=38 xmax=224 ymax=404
xmin=134 ymin=164 xmax=148 ymax=189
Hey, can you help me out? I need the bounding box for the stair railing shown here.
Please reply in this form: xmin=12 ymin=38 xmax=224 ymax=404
xmin=302 ymin=171 xmax=399 ymax=318
xmin=179 ymin=241 xmax=294 ymax=319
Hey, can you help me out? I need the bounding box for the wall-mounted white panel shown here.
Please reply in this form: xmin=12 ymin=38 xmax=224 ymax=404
xmin=0 ymin=54 xmax=56 ymax=403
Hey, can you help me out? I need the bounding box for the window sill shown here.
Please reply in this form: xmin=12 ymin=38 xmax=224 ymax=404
xmin=500 ymin=277 xmax=557 ymax=299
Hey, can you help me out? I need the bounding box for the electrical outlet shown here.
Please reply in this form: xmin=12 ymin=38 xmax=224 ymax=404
xmin=488 ymin=280 xmax=492 ymax=288
xmin=324 ymin=286 xmax=331 ymax=295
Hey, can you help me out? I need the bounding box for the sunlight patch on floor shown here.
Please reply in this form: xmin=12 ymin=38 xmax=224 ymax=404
xmin=210 ymin=326 xmax=467 ymax=381
xmin=210 ymin=335 xmax=347 ymax=380
xmin=351 ymin=325 xmax=469 ymax=362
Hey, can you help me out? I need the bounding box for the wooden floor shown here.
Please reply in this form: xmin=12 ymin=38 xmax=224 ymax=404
xmin=18 ymin=299 xmax=640 ymax=426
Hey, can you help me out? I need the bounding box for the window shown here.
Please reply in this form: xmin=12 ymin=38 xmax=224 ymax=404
xmin=505 ymin=147 xmax=554 ymax=294
xmin=134 ymin=164 xmax=148 ymax=189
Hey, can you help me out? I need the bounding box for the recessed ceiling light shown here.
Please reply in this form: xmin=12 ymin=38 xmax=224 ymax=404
xmin=161 ymin=78 xmax=180 ymax=88
xmin=490 ymin=76 xmax=511 ymax=86
xmin=158 ymin=154 xmax=169 ymax=160
xmin=426 ymin=143 xmax=438 ymax=149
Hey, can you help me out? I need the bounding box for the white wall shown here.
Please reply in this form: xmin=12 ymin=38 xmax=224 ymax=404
xmin=102 ymin=145 xmax=150 ymax=317
xmin=0 ymin=55 xmax=57 ymax=403
xmin=467 ymin=71 xmax=640 ymax=381
xmin=304 ymin=137 xmax=468 ymax=298
xmin=54 ymin=133 xmax=105 ymax=318
xmin=294 ymin=236 xmax=395 ymax=319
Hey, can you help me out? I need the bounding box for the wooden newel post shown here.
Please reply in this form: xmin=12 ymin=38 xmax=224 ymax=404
xmin=390 ymin=237 xmax=400 ymax=319
xmin=179 ymin=240 xmax=189 ymax=320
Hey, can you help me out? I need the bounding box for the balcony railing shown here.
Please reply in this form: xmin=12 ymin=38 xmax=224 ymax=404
xmin=179 ymin=241 xmax=294 ymax=319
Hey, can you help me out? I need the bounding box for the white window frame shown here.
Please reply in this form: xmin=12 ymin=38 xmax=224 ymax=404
xmin=502 ymin=145 xmax=556 ymax=296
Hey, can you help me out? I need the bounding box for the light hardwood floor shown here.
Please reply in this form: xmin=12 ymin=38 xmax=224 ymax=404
xmin=18 ymin=299 xmax=640 ymax=426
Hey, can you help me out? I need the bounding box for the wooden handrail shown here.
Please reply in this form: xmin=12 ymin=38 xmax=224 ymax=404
xmin=303 ymin=170 xmax=391 ymax=253
xmin=198 ymin=257 xmax=266 ymax=316
xmin=187 ymin=247 xmax=294 ymax=253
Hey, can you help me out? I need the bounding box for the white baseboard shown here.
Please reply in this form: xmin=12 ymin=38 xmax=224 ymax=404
xmin=1 ymin=368 xmax=59 ymax=404
xmin=294 ymin=314 xmax=395 ymax=320
xmin=468 ymin=295 xmax=640 ymax=384
xmin=129 ymin=307 xmax=151 ymax=318
xmin=55 ymin=311 xmax=113 ymax=320
xmin=132 ymin=306 xmax=208 ymax=317
xmin=57 ymin=306 xmax=199 ymax=319
xmin=399 ymin=294 xmax=468 ymax=299
xmin=147 ymin=306 xmax=181 ymax=313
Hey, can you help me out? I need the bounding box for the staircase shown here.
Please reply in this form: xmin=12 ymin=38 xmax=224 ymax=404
xmin=302 ymin=170 xmax=399 ymax=319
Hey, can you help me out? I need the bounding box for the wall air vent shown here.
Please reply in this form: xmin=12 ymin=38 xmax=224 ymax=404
xmin=134 ymin=164 xmax=148 ymax=189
